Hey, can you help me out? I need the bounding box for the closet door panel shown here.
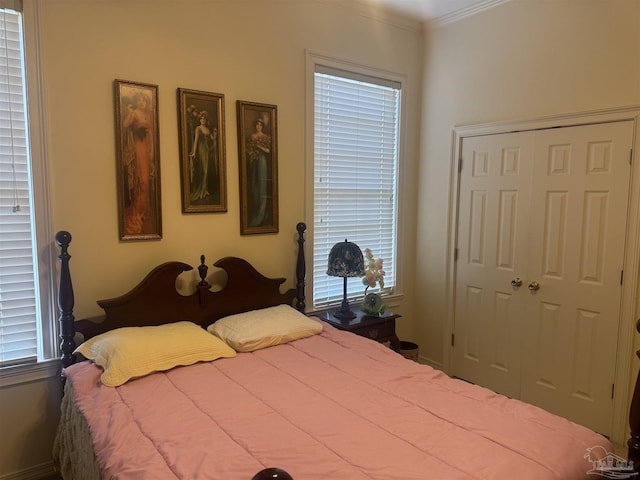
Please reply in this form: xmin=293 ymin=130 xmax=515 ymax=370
xmin=453 ymin=132 xmax=534 ymax=398
xmin=521 ymin=121 xmax=633 ymax=436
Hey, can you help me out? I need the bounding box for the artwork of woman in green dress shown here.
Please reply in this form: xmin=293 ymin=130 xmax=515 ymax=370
xmin=246 ymin=117 xmax=271 ymax=226
xmin=189 ymin=110 xmax=218 ymax=202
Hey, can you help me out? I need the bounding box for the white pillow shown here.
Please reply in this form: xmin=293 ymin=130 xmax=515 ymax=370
xmin=208 ymin=304 xmax=322 ymax=352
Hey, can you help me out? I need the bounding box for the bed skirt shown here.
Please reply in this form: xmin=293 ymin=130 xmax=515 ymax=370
xmin=53 ymin=381 xmax=101 ymax=480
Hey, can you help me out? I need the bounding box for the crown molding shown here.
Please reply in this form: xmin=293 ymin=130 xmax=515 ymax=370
xmin=313 ymin=0 xmax=423 ymax=33
xmin=431 ymin=0 xmax=511 ymax=28
xmin=315 ymin=0 xmax=512 ymax=32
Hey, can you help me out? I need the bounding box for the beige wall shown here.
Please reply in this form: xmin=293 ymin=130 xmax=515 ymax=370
xmin=42 ymin=0 xmax=422 ymax=320
xmin=1 ymin=1 xmax=423 ymax=477
xmin=0 ymin=372 xmax=62 ymax=479
xmin=416 ymin=0 xmax=640 ymax=365
xmin=415 ymin=1 xmax=640 ymax=449
xmin=415 ymin=0 xmax=640 ymax=445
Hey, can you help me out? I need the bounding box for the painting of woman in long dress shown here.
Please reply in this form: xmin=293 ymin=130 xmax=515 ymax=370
xmin=177 ymin=89 xmax=227 ymax=213
xmin=237 ymin=101 xmax=278 ymax=235
xmin=246 ymin=117 xmax=270 ymax=227
xmin=114 ymin=80 xmax=162 ymax=240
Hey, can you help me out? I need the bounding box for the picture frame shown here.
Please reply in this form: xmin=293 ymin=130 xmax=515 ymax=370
xmin=237 ymin=100 xmax=278 ymax=235
xmin=177 ymin=88 xmax=227 ymax=213
xmin=113 ymin=79 xmax=162 ymax=241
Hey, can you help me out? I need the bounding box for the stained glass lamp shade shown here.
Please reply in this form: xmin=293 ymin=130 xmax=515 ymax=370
xmin=327 ymin=239 xmax=365 ymax=320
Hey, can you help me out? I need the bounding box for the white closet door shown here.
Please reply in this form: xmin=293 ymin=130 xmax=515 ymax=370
xmin=453 ymin=121 xmax=633 ymax=436
xmin=453 ymin=131 xmax=535 ymax=399
xmin=520 ymin=121 xmax=633 ymax=435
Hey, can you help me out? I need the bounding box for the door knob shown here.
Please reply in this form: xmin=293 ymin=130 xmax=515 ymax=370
xmin=511 ymin=278 xmax=522 ymax=287
xmin=528 ymin=280 xmax=540 ymax=291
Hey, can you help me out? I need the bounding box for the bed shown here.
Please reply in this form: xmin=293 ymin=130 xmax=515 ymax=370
xmin=52 ymin=223 xmax=634 ymax=479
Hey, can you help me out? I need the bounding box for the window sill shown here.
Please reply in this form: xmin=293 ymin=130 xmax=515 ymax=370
xmin=0 ymin=359 xmax=60 ymax=388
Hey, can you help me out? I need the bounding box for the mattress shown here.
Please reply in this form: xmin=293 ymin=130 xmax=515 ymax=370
xmin=54 ymin=322 xmax=611 ymax=479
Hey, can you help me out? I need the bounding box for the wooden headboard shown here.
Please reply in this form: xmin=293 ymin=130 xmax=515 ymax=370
xmin=56 ymin=222 xmax=307 ymax=375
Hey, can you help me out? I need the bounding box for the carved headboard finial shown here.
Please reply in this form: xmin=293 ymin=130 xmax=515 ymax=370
xmin=198 ymin=255 xmax=208 ymax=286
xmin=197 ymin=255 xmax=210 ymax=308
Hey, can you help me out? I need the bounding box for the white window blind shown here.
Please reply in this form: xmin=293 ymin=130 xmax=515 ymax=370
xmin=313 ymin=65 xmax=400 ymax=309
xmin=0 ymin=3 xmax=39 ymax=366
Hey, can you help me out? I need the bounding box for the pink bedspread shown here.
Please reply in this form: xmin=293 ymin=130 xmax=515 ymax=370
xmin=65 ymin=322 xmax=611 ymax=479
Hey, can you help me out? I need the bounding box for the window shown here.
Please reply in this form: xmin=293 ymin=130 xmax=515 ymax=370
xmin=0 ymin=0 xmax=55 ymax=374
xmin=311 ymin=60 xmax=401 ymax=310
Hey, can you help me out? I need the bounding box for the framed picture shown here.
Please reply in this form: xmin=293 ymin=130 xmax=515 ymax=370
xmin=177 ymin=88 xmax=227 ymax=213
xmin=113 ymin=79 xmax=162 ymax=241
xmin=237 ymin=100 xmax=278 ymax=235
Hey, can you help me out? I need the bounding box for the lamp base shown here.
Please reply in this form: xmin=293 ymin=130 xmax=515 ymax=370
xmin=333 ymin=309 xmax=356 ymax=320
xmin=332 ymin=276 xmax=357 ymax=320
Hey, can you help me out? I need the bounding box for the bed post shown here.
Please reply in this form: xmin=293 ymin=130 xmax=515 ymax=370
xmin=628 ymin=318 xmax=640 ymax=470
xmin=56 ymin=231 xmax=76 ymax=383
xmin=296 ymin=222 xmax=306 ymax=312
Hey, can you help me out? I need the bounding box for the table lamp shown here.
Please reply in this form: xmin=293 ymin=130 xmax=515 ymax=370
xmin=327 ymin=239 xmax=365 ymax=320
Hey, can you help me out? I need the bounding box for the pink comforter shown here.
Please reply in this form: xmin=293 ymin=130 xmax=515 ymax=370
xmin=65 ymin=322 xmax=611 ymax=479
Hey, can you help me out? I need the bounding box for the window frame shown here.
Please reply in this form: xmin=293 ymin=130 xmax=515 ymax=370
xmin=0 ymin=0 xmax=57 ymax=386
xmin=305 ymin=51 xmax=406 ymax=313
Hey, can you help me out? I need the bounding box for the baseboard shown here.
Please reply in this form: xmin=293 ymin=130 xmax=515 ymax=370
xmin=418 ymin=354 xmax=443 ymax=370
xmin=0 ymin=461 xmax=56 ymax=480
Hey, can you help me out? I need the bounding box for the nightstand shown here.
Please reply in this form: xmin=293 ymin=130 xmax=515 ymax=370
xmin=319 ymin=309 xmax=401 ymax=352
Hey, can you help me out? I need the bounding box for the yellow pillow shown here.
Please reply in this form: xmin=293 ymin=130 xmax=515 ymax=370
xmin=74 ymin=321 xmax=236 ymax=387
xmin=208 ymin=304 xmax=323 ymax=352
